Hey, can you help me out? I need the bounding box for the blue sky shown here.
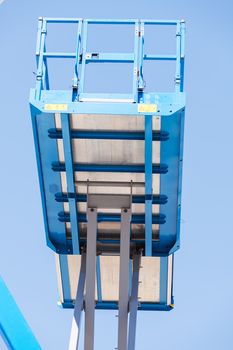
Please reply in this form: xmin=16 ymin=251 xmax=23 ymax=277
xmin=0 ymin=0 xmax=233 ymax=349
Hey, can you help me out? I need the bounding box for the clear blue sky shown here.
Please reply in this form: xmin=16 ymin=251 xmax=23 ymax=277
xmin=0 ymin=0 xmax=233 ymax=349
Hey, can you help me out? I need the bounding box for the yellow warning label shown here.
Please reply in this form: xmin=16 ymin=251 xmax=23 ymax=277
xmin=137 ymin=104 xmax=157 ymax=113
xmin=44 ymin=103 xmax=68 ymax=111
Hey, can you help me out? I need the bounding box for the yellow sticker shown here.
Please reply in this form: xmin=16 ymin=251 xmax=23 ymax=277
xmin=138 ymin=104 xmax=157 ymax=113
xmin=44 ymin=103 xmax=68 ymax=111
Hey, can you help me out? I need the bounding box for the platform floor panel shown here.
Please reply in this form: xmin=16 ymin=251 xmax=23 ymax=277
xmin=55 ymin=254 xmax=173 ymax=309
xmin=55 ymin=113 xmax=162 ymax=244
xmin=31 ymin=102 xmax=184 ymax=255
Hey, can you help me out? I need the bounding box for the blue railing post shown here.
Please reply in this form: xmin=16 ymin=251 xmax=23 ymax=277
xmin=35 ymin=18 xmax=47 ymax=100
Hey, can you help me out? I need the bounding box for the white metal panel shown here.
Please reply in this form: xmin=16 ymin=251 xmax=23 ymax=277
xmin=55 ymin=113 xmax=161 ymax=238
xmin=56 ymin=255 xmax=173 ymax=305
xmin=100 ymin=256 xmax=120 ymax=301
xmin=138 ymin=257 xmax=160 ymax=302
xmin=55 ymin=254 xmax=64 ymax=303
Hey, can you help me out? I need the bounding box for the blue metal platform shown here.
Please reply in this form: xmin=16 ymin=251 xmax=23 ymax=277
xmin=30 ymin=18 xmax=185 ymax=314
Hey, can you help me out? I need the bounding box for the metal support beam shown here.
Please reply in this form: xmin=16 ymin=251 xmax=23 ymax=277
xmin=145 ymin=115 xmax=153 ymax=256
xmin=61 ymin=113 xmax=80 ymax=254
xmin=0 ymin=277 xmax=41 ymax=350
xmin=84 ymin=208 xmax=97 ymax=350
xmin=69 ymin=253 xmax=86 ymax=350
xmin=118 ymin=208 xmax=132 ymax=350
xmin=128 ymin=254 xmax=141 ymax=350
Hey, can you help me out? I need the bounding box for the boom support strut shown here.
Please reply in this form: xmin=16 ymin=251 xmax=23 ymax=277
xmin=69 ymin=187 xmax=141 ymax=350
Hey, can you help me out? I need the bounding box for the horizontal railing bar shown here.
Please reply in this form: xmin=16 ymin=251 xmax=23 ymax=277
xmin=143 ymin=20 xmax=179 ymax=25
xmin=44 ymin=18 xmax=82 ymax=23
xmin=144 ymin=54 xmax=177 ymax=61
xmin=43 ymin=52 xmax=76 ymax=58
xmin=86 ymin=19 xmax=137 ymax=24
xmin=85 ymin=52 xmax=133 ymax=63
xmin=87 ymin=19 xmax=179 ymax=25
xmin=42 ymin=52 xmax=176 ymax=61
xmin=55 ymin=192 xmax=168 ymax=205
xmin=43 ymin=18 xmax=179 ymax=25
xmin=48 ymin=129 xmax=169 ymax=141
xmin=51 ymin=162 xmax=168 ymax=174
xmin=58 ymin=212 xmax=166 ymax=224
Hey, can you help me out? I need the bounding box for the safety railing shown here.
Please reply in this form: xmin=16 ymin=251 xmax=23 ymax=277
xmin=35 ymin=18 xmax=185 ymax=101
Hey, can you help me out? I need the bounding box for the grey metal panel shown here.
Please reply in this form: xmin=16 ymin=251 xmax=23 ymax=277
xmin=56 ymin=254 xmax=173 ymax=304
xmin=88 ymin=194 xmax=131 ymax=209
xmin=55 ymin=113 xmax=161 ymax=239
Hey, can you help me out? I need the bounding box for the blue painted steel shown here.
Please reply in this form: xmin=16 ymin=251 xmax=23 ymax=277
xmin=30 ymin=19 xmax=185 ymax=315
xmin=0 ymin=277 xmax=41 ymax=350
xmin=48 ymin=128 xmax=169 ymax=141
xmin=33 ymin=91 xmax=185 ymax=115
xmin=158 ymin=110 xmax=185 ymax=254
xmin=30 ymin=109 xmax=68 ymax=253
xmin=42 ymin=53 xmax=177 ymax=62
xmin=145 ymin=115 xmax=153 ymax=256
xmin=55 ymin=193 xmax=168 ymax=205
xmin=133 ymin=21 xmax=140 ymax=102
xmin=58 ymin=212 xmax=166 ymax=224
xmin=138 ymin=21 xmax=145 ymax=92
xmin=34 ymin=18 xmax=184 ymax=101
xmin=61 ymin=300 xmax=173 ymax=311
xmin=159 ymin=256 xmax=168 ymax=304
xmin=52 ymin=162 xmax=168 ymax=174
xmin=30 ymin=18 xmax=185 ymax=256
xmin=36 ymin=19 xmax=47 ymax=100
xmin=59 ymin=255 xmax=71 ymax=302
xmin=73 ymin=20 xmax=83 ymax=100
xmin=170 ymin=109 xmax=185 ymax=254
xmin=78 ymin=20 xmax=87 ymax=97
xmin=61 ymin=114 xmax=80 ymax=254
xmin=96 ymin=256 xmax=102 ymax=302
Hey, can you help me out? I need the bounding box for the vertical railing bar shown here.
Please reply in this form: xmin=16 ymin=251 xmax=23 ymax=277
xmin=175 ymin=22 xmax=181 ymax=93
xmin=138 ymin=21 xmax=145 ymax=94
xmin=133 ymin=20 xmax=140 ymax=103
xmin=43 ymin=57 xmax=50 ymax=90
xmin=73 ymin=20 xmax=83 ymax=101
xmin=180 ymin=20 xmax=185 ymax=92
xmin=78 ymin=20 xmax=88 ymax=98
xmin=36 ymin=19 xmax=47 ymax=100
xmin=36 ymin=18 xmax=43 ymax=60
xmin=42 ymin=42 xmax=50 ymax=90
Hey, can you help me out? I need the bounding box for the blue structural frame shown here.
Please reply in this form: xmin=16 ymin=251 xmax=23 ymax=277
xmin=0 ymin=277 xmax=41 ymax=350
xmin=30 ymin=18 xmax=185 ymax=311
